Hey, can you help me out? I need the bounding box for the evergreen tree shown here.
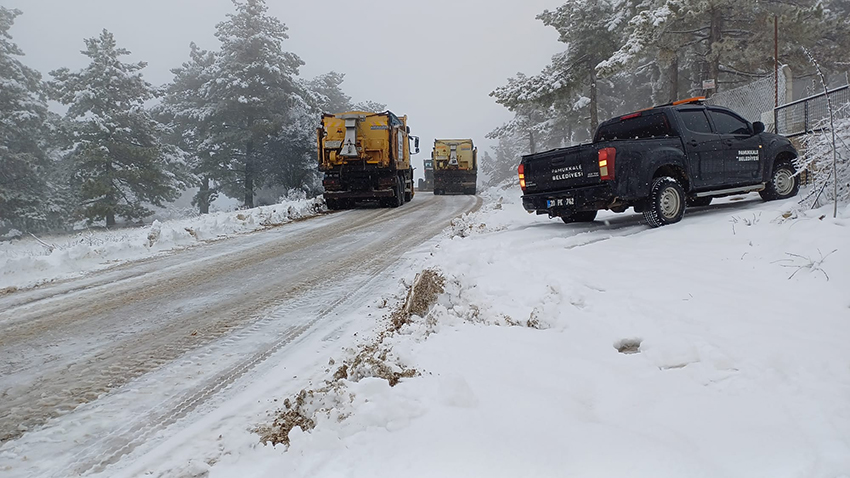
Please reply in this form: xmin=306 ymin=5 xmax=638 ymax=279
xmin=352 ymin=100 xmax=387 ymax=113
xmin=50 ymin=30 xmax=187 ymax=227
xmin=260 ymin=85 xmax=322 ymax=199
xmin=480 ymin=139 xmax=522 ymax=187
xmin=0 ymin=7 xmax=50 ymax=232
xmin=206 ymin=0 xmax=311 ymax=208
xmin=159 ymin=42 xmax=217 ymax=214
xmin=490 ymin=0 xmax=632 ymax=143
xmin=597 ymin=0 xmax=850 ymax=101
xmin=308 ymin=71 xmax=352 ymax=114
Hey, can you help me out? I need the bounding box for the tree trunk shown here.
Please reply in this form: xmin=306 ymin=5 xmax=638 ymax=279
xmin=589 ymin=59 xmax=599 ymax=134
xmin=707 ymin=8 xmax=723 ymax=96
xmin=244 ymin=139 xmax=254 ymax=209
xmin=198 ymin=176 xmax=211 ymax=215
xmin=106 ymin=159 xmax=115 ymax=228
xmin=668 ymin=53 xmax=679 ymax=103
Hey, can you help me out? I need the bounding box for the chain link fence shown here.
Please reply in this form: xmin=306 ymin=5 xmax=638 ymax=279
xmin=774 ymin=85 xmax=850 ymax=137
xmin=705 ymin=71 xmax=788 ymax=128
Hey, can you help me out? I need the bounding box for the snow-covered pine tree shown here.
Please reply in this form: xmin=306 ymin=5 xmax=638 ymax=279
xmin=352 ymin=100 xmax=387 ymax=113
xmin=159 ymin=42 xmax=217 ymax=214
xmin=308 ymin=71 xmax=353 ymax=114
xmin=0 ymin=7 xmax=51 ymax=233
xmin=49 ymin=30 xmax=188 ymax=227
xmin=259 ymin=81 xmax=322 ymax=200
xmin=480 ymin=139 xmax=522 ymax=187
xmin=490 ymin=0 xmax=643 ymax=145
xmin=534 ymin=0 xmax=625 ymax=133
xmin=597 ymin=0 xmax=850 ymax=101
xmin=206 ymin=0 xmax=312 ymax=208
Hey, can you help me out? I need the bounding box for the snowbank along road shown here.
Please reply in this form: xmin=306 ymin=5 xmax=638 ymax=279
xmin=0 ymin=193 xmax=480 ymax=476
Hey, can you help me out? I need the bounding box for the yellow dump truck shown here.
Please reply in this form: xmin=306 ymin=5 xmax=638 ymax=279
xmin=432 ymin=139 xmax=477 ymax=195
xmin=318 ymin=111 xmax=419 ymax=209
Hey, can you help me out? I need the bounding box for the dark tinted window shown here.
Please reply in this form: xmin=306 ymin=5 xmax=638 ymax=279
xmin=596 ymin=113 xmax=671 ymax=141
xmin=679 ymin=109 xmax=713 ymax=133
xmin=709 ymin=110 xmax=750 ymax=135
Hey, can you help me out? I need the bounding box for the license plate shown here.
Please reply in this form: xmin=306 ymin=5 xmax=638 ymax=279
xmin=547 ymin=198 xmax=574 ymax=208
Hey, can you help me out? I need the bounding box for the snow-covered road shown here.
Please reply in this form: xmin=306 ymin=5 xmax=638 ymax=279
xmin=0 ymin=193 xmax=480 ymax=477
xmin=3 ymin=187 xmax=849 ymax=478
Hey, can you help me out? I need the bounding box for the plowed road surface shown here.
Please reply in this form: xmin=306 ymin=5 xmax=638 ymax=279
xmin=0 ymin=193 xmax=480 ymax=477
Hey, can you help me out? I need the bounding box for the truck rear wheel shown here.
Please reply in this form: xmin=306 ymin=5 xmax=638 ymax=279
xmin=760 ymin=160 xmax=799 ymax=201
xmin=643 ymin=176 xmax=686 ymax=227
xmin=384 ymin=176 xmax=403 ymax=208
xmin=561 ymin=211 xmax=597 ymax=223
xmin=404 ymin=176 xmax=413 ymax=202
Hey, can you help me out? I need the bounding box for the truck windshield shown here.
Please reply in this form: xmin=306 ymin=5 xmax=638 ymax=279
xmin=596 ymin=113 xmax=671 ymax=142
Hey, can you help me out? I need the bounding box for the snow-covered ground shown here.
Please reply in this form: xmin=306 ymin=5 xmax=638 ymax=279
xmin=3 ymin=187 xmax=850 ymax=477
xmin=0 ymin=196 xmax=324 ymax=291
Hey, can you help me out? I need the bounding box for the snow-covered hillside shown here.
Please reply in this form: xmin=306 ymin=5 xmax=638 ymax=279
xmin=67 ymin=186 xmax=847 ymax=478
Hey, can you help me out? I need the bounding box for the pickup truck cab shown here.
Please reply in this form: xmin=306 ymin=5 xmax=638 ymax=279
xmin=518 ymin=98 xmax=799 ymax=227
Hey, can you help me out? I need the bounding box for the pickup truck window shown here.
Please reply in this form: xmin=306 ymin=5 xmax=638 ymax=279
xmin=708 ymin=109 xmax=750 ymax=135
xmin=679 ymin=109 xmax=713 ymax=133
xmin=596 ymin=113 xmax=670 ymax=141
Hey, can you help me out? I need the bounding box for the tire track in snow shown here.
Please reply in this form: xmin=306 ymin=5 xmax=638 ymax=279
xmin=0 ymin=194 xmax=481 ymax=477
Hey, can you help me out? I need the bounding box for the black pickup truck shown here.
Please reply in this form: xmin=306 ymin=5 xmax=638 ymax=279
xmin=518 ymin=98 xmax=800 ymax=227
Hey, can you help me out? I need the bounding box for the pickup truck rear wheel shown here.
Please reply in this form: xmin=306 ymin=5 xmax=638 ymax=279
xmin=643 ymin=176 xmax=686 ymax=227
xmin=760 ymin=161 xmax=799 ymax=201
xmin=561 ymin=211 xmax=598 ymax=223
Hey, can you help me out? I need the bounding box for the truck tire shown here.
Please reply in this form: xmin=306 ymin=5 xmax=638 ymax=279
xmin=687 ymin=196 xmax=712 ymax=207
xmin=561 ymin=211 xmax=597 ymax=223
xmin=760 ymin=160 xmax=799 ymax=201
xmin=325 ymin=198 xmax=340 ymax=210
xmin=643 ymin=176 xmax=686 ymax=227
xmin=404 ymin=176 xmax=413 ymax=202
xmin=391 ymin=176 xmax=404 ymax=207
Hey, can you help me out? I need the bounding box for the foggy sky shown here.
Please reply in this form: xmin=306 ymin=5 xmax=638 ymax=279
xmin=4 ymin=0 xmax=564 ymax=169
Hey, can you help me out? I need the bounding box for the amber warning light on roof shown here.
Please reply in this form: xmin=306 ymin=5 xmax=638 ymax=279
xmin=672 ymin=96 xmax=706 ymax=105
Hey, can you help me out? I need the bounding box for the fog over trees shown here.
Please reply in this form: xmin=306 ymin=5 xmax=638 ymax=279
xmin=1 ymin=0 xmax=848 ymax=232
xmin=487 ymin=0 xmax=850 ymax=167
xmin=0 ymin=0 xmax=384 ymax=233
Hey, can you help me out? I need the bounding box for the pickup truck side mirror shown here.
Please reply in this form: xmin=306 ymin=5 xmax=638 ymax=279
xmin=752 ymin=121 xmax=765 ymax=135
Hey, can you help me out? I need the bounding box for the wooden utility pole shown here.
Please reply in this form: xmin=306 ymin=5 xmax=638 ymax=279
xmin=774 ymin=15 xmax=779 ymax=107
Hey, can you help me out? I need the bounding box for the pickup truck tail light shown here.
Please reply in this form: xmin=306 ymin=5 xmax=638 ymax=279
xmin=518 ymin=163 xmax=526 ymax=191
xmin=598 ymin=147 xmax=616 ymax=181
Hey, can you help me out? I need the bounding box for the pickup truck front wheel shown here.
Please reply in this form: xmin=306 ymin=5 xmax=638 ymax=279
xmin=760 ymin=161 xmax=799 ymax=201
xmin=644 ymin=177 xmax=686 ymax=227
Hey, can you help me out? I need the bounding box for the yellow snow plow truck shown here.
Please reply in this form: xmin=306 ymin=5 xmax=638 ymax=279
xmin=318 ymin=111 xmax=420 ymax=209
xmin=432 ymin=139 xmax=477 ymax=195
